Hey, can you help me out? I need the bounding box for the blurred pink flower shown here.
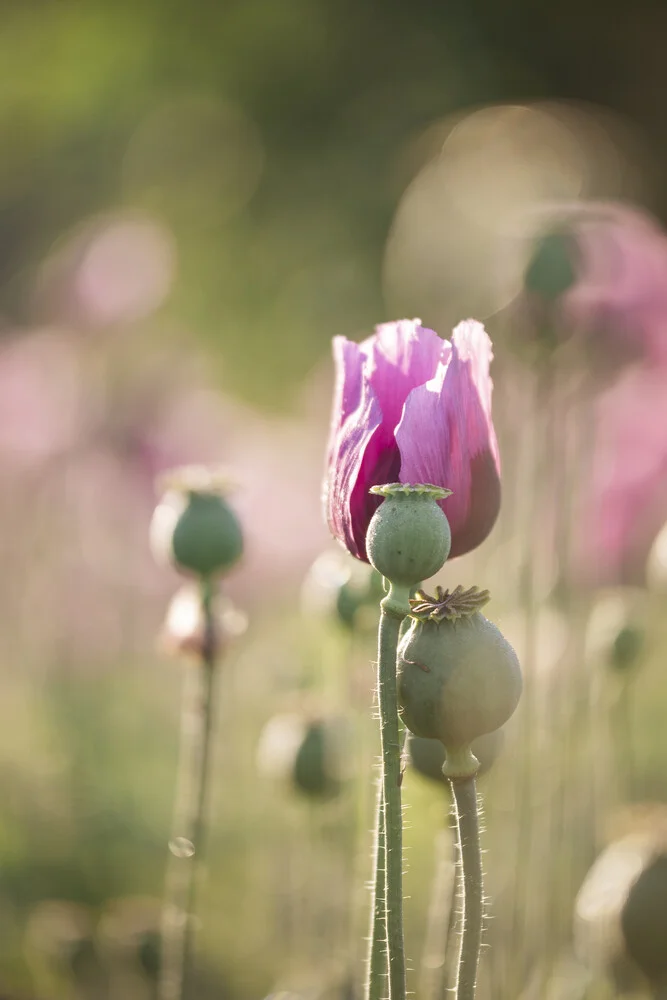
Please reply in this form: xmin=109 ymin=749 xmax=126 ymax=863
xmin=0 ymin=329 xmax=81 ymax=467
xmin=74 ymin=218 xmax=176 ymax=328
xmin=529 ymin=202 xmax=667 ymax=365
xmin=325 ymin=318 xmax=500 ymax=562
xmin=577 ymin=364 xmax=667 ymax=586
xmin=36 ymin=214 xmax=176 ymax=331
xmin=567 ymin=204 xmax=667 ymax=362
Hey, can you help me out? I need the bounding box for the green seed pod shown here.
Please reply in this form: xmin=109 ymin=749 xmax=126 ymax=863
xmin=150 ymin=466 xmax=243 ymax=578
xmin=610 ymin=625 xmax=645 ymax=673
xmin=621 ymin=853 xmax=667 ymax=988
xmin=257 ymin=713 xmax=348 ymax=801
xmin=524 ymin=227 xmax=578 ymax=301
xmin=292 ymin=720 xmax=341 ymax=799
xmin=366 ymin=484 xmax=451 ymax=588
xmin=97 ymin=896 xmax=161 ymax=980
xmin=397 ymin=606 xmax=521 ymax=752
xmin=407 ymin=728 xmax=504 ymax=786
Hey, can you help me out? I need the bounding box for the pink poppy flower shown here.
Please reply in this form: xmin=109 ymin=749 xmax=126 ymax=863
xmin=577 ymin=364 xmax=667 ymax=586
xmin=527 ymin=202 xmax=667 ymax=366
xmin=324 ymin=318 xmax=500 ymax=562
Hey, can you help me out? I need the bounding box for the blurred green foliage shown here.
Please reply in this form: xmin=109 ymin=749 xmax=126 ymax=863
xmin=1 ymin=0 xmax=666 ymax=405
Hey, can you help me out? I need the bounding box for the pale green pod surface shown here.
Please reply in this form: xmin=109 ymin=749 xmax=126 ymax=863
xmin=397 ymin=613 xmax=522 ymax=748
xmin=366 ymin=486 xmax=451 ymax=588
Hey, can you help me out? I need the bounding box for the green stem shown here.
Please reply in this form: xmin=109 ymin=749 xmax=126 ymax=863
xmin=378 ymin=585 xmax=410 ymax=1000
xmin=439 ymin=807 xmax=461 ymax=999
xmin=450 ymin=777 xmax=483 ymax=1000
xmin=365 ymin=780 xmax=386 ymax=1000
xmin=159 ymin=577 xmax=218 ymax=1000
xmin=417 ymin=821 xmax=456 ymax=1000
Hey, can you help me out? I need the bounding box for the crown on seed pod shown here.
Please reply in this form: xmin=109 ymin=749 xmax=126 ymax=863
xmin=397 ymin=584 xmax=522 ymax=778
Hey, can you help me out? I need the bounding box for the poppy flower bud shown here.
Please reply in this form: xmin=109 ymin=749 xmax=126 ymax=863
xmin=397 ymin=586 xmax=521 ymax=776
xmin=150 ymin=465 xmax=243 ymax=578
xmin=366 ymin=483 xmax=451 ymax=588
xmin=324 ymin=319 xmax=500 ymax=563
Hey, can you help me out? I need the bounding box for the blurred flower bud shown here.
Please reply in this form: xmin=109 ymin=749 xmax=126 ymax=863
xmin=521 ymin=202 xmax=667 ymax=371
xmin=24 ymin=900 xmax=98 ymax=983
xmin=574 ymin=806 xmax=667 ymax=993
xmin=397 ymin=587 xmax=521 ymax=774
xmin=300 ymin=550 xmax=383 ymax=632
xmin=524 ymin=227 xmax=579 ymax=302
xmin=610 ymin=625 xmax=645 ymax=673
xmin=160 ymin=584 xmax=248 ymax=661
xmin=621 ymin=854 xmax=667 ymax=990
xmin=150 ymin=465 xmax=243 ymax=578
xmin=292 ymin=720 xmax=342 ymax=799
xmin=97 ymin=896 xmax=161 ymax=981
xmin=585 ymin=593 xmax=646 ymax=672
xmin=256 ymin=712 xmax=350 ymax=801
xmin=407 ymin=728 xmax=504 ymax=786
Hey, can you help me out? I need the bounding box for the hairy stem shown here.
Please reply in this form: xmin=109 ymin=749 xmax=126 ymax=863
xmin=450 ymin=776 xmax=483 ymax=1000
xmin=159 ymin=577 xmax=218 ymax=1000
xmin=365 ymin=780 xmax=387 ymax=1000
xmin=417 ymin=820 xmax=457 ymax=1000
xmin=377 ymin=585 xmax=410 ymax=1000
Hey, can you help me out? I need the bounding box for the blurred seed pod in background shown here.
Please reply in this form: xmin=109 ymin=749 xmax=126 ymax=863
xmin=609 ymin=624 xmax=645 ymax=673
xmin=257 ymin=712 xmax=351 ymax=801
xmin=300 ymin=549 xmax=383 ymax=633
xmin=585 ymin=591 xmax=647 ymax=673
xmin=150 ymin=465 xmax=244 ymax=579
xmin=97 ymin=896 xmax=162 ymax=983
xmin=574 ymin=804 xmax=667 ymax=994
xmin=24 ymin=900 xmax=101 ymax=997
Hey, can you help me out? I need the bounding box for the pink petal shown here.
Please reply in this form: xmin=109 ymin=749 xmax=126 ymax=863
xmin=363 ymin=319 xmax=447 ymax=437
xmin=325 ymin=322 xmax=446 ymax=560
xmin=577 ymin=365 xmax=667 ymax=585
xmin=325 ymin=368 xmax=385 ymax=561
xmin=396 ymin=320 xmax=500 ymax=558
xmin=325 ymin=337 xmax=365 ymax=467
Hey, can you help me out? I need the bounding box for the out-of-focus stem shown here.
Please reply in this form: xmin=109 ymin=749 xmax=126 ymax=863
xmin=450 ymin=776 xmax=483 ymax=1000
xmin=159 ymin=577 xmax=218 ymax=1000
